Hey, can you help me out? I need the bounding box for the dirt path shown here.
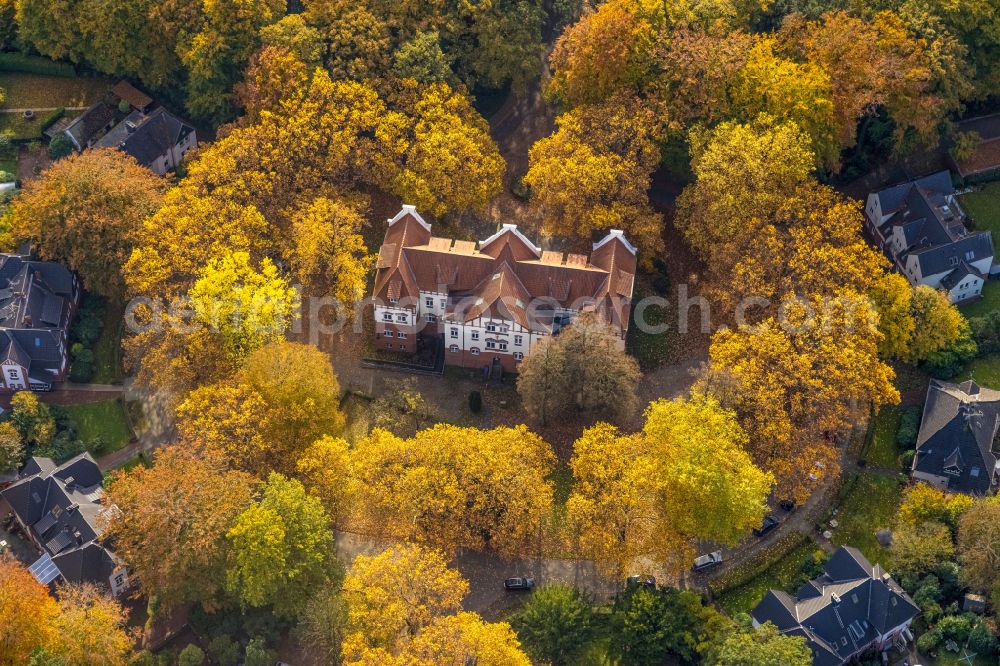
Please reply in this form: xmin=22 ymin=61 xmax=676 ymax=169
xmin=0 ymin=106 xmax=88 ymax=113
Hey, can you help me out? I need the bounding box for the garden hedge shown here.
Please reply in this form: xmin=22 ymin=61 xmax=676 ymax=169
xmin=0 ymin=52 xmax=75 ymax=77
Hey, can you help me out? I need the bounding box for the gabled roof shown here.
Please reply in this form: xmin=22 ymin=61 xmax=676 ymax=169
xmin=0 ymin=454 xmax=119 ymax=588
xmin=64 ymin=103 xmax=117 ymax=150
xmin=111 ymin=80 xmax=153 ymax=110
xmin=940 ymin=261 xmax=986 ymax=289
xmin=752 ymin=546 xmax=919 ymax=666
xmin=913 ymin=379 xmax=1000 ymax=495
xmin=371 ymin=207 xmax=637 ymax=335
xmin=96 ymin=108 xmax=195 ymax=167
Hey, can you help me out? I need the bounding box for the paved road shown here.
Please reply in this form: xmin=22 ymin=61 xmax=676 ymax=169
xmin=335 ymin=531 xmax=619 ymax=620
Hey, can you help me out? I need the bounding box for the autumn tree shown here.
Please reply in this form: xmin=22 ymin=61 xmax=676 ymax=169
xmin=350 ymin=424 xmax=555 ymax=554
xmin=958 ymin=497 xmax=1000 ymax=606
xmin=567 ymin=396 xmax=773 ymax=575
xmin=289 ymin=197 xmax=372 ymax=303
xmin=892 ymin=521 xmax=955 ymax=577
xmin=102 ymin=445 xmax=256 ymax=609
xmin=0 ymin=556 xmax=59 ymax=665
xmin=187 ymin=250 xmax=298 ymax=360
xmin=259 ymin=14 xmax=324 ymax=66
xmin=517 ymin=312 xmax=641 ymax=425
xmin=908 ymin=286 xmax=965 ymax=362
xmin=705 ymin=623 xmax=811 ymax=666
xmin=342 ymin=544 xmax=467 ymax=656
xmin=295 ymin=436 xmax=353 ymax=523
xmin=51 ymin=584 xmax=134 ymax=666
xmin=705 ymin=296 xmax=899 ymax=500
xmin=295 ymin=583 xmax=348 ymax=666
xmin=175 ymin=382 xmax=274 ymax=476
xmin=0 ymin=422 xmax=23 ymax=473
xmin=397 ymin=612 xmax=531 ymax=666
xmin=898 ymin=483 xmax=974 ymax=533
xmin=525 ymin=99 xmax=664 ymax=254
xmin=226 ymin=473 xmax=337 ymax=618
xmin=10 ymin=391 xmax=55 ymax=448
xmin=9 ymin=149 xmax=166 ymax=299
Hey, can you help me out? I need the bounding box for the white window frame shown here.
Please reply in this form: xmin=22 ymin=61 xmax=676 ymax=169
xmin=486 ymin=340 xmax=496 ymax=350
xmin=471 ymin=331 xmax=480 ymax=341
xmin=470 ymin=347 xmax=480 ymax=356
xmin=396 ymin=314 xmax=407 ymax=322
xmin=425 ymin=297 xmax=434 ymax=308
xmin=382 ymin=312 xmax=393 ymax=321
xmin=384 ymin=330 xmax=394 ymax=338
xmin=450 ymin=328 xmax=459 ymax=339
xmin=449 ymin=344 xmax=459 ymax=353
xmin=514 ymin=335 xmax=523 ymax=345
xmin=426 ymin=314 xmax=438 ymax=323
xmin=398 ymin=331 xmax=407 ymax=339
xmin=513 ymin=352 xmax=523 ymax=361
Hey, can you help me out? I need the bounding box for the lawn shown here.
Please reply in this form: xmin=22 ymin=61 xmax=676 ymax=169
xmin=958 ymin=183 xmax=1000 ymax=318
xmin=90 ymin=300 xmax=124 ymax=384
xmin=865 ymin=405 xmax=903 ymax=469
xmin=716 ymin=539 xmax=821 ymax=616
xmin=830 ymin=472 xmax=904 ymax=568
xmin=0 ymin=73 xmax=109 ymax=110
xmin=63 ymin=400 xmax=133 ymax=454
xmin=964 ymin=353 xmax=1000 ymax=386
xmin=0 ymin=112 xmax=44 ymax=140
xmin=0 ymin=156 xmax=14 ymax=179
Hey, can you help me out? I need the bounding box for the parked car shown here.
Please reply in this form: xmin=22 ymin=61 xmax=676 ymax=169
xmin=693 ymin=551 xmax=724 ymax=571
xmin=778 ymin=499 xmax=796 ymax=511
xmin=626 ymin=574 xmax=656 ymax=591
xmin=753 ymin=515 xmax=780 ymax=537
xmin=504 ymin=576 xmax=535 ymax=591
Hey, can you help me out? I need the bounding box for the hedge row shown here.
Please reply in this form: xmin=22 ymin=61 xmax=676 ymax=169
xmin=0 ymin=52 xmax=76 ymax=77
xmin=40 ymin=106 xmax=66 ymax=132
xmin=707 ymin=531 xmax=812 ymax=597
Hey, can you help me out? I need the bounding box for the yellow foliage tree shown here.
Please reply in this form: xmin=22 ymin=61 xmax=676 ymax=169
xmin=525 ymin=98 xmax=663 ymax=254
xmin=0 ymin=556 xmax=59 ymax=665
xmin=909 ymin=285 xmax=964 ymax=362
xmin=567 ymin=396 xmax=773 ymax=575
xmin=51 ymin=584 xmax=134 ymax=666
xmin=296 ymin=435 xmax=353 ymax=523
xmin=290 ymin=197 xmax=374 ymax=303
xmin=350 ymin=424 xmax=555 ymax=554
xmin=898 ymin=482 xmax=974 ymax=531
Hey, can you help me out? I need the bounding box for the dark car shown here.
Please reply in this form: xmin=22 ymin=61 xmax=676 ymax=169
xmin=504 ymin=576 xmax=535 ymax=591
xmin=778 ymin=499 xmax=796 ymax=511
xmin=753 ymin=515 xmax=780 ymax=537
xmin=626 ymin=575 xmax=656 ymax=591
xmin=693 ymin=551 xmax=723 ymax=572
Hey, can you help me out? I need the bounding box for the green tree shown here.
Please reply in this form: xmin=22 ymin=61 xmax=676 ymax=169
xmin=705 ymin=622 xmax=811 ymax=666
xmin=511 ymin=585 xmax=596 ymax=666
xmin=295 ymin=583 xmax=348 ymax=666
xmin=392 ymin=31 xmax=454 ymax=85
xmin=177 ymin=644 xmax=205 ymax=666
xmin=226 ymin=473 xmax=337 ymax=618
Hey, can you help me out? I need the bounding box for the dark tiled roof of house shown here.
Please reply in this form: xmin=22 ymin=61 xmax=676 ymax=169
xmin=913 ymin=379 xmax=1000 ymax=495
xmin=372 ymin=206 xmax=637 ymax=335
xmin=752 ymin=546 xmax=919 ymax=666
xmin=1 ymin=453 xmax=119 ymax=587
xmin=64 ymin=103 xmax=117 ymax=149
xmin=873 ymin=171 xmax=994 ymax=278
xmin=940 ymin=261 xmax=985 ymax=289
xmin=120 ymin=109 xmax=193 ymax=167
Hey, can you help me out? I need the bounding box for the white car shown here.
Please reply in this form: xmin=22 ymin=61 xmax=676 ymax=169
xmin=693 ymin=551 xmax=724 ymax=571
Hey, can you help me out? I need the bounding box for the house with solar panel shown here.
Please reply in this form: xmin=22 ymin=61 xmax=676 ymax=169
xmin=751 ymin=546 xmax=920 ymax=665
xmin=371 ymin=206 xmax=637 ymax=374
xmin=0 ymin=453 xmax=129 ymax=595
xmin=0 ymin=253 xmax=79 ymax=391
xmin=864 ymin=171 xmax=994 ymax=303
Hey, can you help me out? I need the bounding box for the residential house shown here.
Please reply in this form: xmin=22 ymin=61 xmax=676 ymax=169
xmin=0 ymin=453 xmax=129 ymax=595
xmin=371 ymin=205 xmax=637 ymax=373
xmin=864 ymin=171 xmax=994 ymax=303
xmin=751 ymin=546 xmax=920 ymax=666
xmin=911 ymin=379 xmax=1000 ymax=495
xmin=95 ymin=107 xmax=197 ymax=176
xmin=61 ymin=102 xmax=118 ymax=152
xmin=0 ymin=253 xmax=79 ymax=391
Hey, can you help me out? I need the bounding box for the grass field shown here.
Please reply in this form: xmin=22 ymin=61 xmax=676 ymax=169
xmin=716 ymin=539 xmax=821 ymax=616
xmin=865 ymin=405 xmax=903 ymax=469
xmin=0 ymin=73 xmax=108 ymax=109
xmin=964 ymin=353 xmax=1000 ymax=386
xmin=959 ymin=183 xmax=1000 ymax=318
xmin=63 ymin=400 xmax=133 ymax=454
xmin=90 ymin=301 xmax=124 ymax=384
xmin=0 ymin=113 xmax=44 ymax=140
xmin=830 ymin=472 xmax=904 ymax=568
xmin=0 ymin=156 xmax=14 ymax=178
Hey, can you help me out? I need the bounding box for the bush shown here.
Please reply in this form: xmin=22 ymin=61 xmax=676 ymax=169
xmin=922 ymin=321 xmax=978 ymax=379
xmin=206 ymin=635 xmax=240 ymax=666
xmin=39 ymin=107 xmax=66 ymax=132
xmin=899 ymin=450 xmax=915 ymax=470
xmin=468 ymin=390 xmax=482 ymax=413
xmin=47 ymin=134 xmax=74 ymax=160
xmin=968 ymin=621 xmax=999 ymax=656
xmin=177 ymin=644 xmax=205 ymax=666
xmin=896 ymin=406 xmax=921 ymax=448
xmin=916 ymin=627 xmax=942 ymax=654
xmin=242 ymin=637 xmax=274 ymax=666
xmin=68 ymin=345 xmax=95 ymax=383
xmin=0 ymin=53 xmax=76 ymax=76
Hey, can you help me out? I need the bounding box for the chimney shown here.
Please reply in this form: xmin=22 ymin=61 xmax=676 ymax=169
xmin=831 ymin=593 xmax=841 ymax=605
xmin=63 ymin=475 xmax=75 ymax=491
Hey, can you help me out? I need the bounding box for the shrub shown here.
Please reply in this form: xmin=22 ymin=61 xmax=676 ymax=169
xmin=468 ymin=390 xmax=482 ymax=413
xmin=206 ymin=636 xmax=239 ymax=666
xmin=0 ymin=53 xmax=76 ymax=76
xmin=39 ymin=107 xmax=66 ymax=132
xmin=177 ymin=644 xmax=205 ymax=666
xmin=68 ymin=345 xmax=95 ymax=383
xmin=896 ymin=406 xmax=921 ymax=448
xmin=242 ymin=638 xmax=274 ymax=666
xmin=916 ymin=627 xmax=942 ymax=654
xmin=899 ymin=450 xmax=915 ymax=470
xmin=922 ymin=321 xmax=978 ymax=379
xmin=968 ymin=621 xmax=999 ymax=656
xmin=47 ymin=134 xmax=73 ymax=160
xmin=206 ymin=635 xmax=240 ymax=666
